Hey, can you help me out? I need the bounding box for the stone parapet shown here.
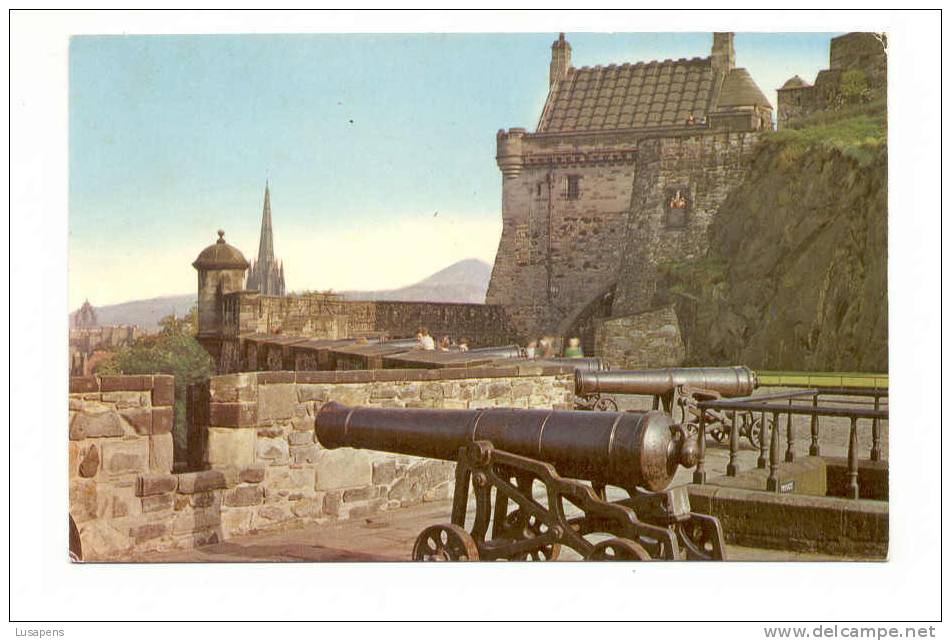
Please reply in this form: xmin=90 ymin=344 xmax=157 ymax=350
xmin=69 ymin=368 xmax=574 ymax=560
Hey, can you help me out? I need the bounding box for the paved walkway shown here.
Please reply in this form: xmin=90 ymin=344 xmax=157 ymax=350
xmin=136 ymin=490 xmax=850 ymax=563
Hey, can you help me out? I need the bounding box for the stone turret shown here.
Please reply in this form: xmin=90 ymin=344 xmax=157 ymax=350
xmin=193 ymin=230 xmax=249 ymax=345
xmin=550 ymin=32 xmax=571 ymax=87
xmin=496 ymin=128 xmax=526 ymax=180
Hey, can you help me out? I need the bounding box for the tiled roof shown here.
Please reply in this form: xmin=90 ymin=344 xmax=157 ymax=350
xmin=537 ymin=57 xmax=717 ymax=133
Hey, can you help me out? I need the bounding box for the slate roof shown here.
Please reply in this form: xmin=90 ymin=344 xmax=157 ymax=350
xmin=537 ymin=57 xmax=717 ymax=133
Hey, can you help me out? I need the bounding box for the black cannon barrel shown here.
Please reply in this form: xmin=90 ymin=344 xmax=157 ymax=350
xmin=380 ymin=338 xmax=421 ymax=349
xmin=575 ymin=366 xmax=757 ymax=398
xmin=463 ymin=344 xmax=523 ymax=359
xmin=535 ymin=357 xmax=607 ymax=372
xmin=315 ymin=401 xmax=697 ymax=491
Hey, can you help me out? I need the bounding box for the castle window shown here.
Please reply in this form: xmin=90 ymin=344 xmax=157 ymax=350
xmin=536 ymin=182 xmax=543 ymax=197
xmin=566 ymin=175 xmax=581 ymax=200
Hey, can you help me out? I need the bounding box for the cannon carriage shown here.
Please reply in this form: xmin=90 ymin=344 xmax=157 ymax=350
xmin=315 ymin=402 xmax=726 ymax=561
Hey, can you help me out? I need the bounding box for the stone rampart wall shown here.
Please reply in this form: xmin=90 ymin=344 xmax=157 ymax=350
xmin=594 ymin=306 xmax=686 ymax=369
xmin=69 ymin=368 xmax=574 ymax=560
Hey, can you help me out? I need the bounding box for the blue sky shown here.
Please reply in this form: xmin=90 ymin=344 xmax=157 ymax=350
xmin=69 ymin=31 xmax=839 ymax=308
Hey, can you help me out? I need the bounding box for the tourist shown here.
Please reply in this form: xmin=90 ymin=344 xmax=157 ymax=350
xmin=457 ymin=337 xmax=469 ymax=352
xmin=438 ymin=336 xmax=451 ymax=352
xmin=415 ymin=327 xmax=436 ymax=351
xmin=525 ymin=340 xmax=537 ymax=359
xmin=539 ymin=336 xmax=556 ymax=359
xmin=564 ymin=337 xmax=584 ymax=358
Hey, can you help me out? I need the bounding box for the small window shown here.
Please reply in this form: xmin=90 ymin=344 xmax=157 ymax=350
xmin=566 ymin=175 xmax=581 ymax=200
xmin=536 ymin=182 xmax=543 ymax=197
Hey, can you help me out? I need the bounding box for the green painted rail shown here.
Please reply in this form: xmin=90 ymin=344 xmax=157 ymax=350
xmin=756 ymin=371 xmax=888 ymax=389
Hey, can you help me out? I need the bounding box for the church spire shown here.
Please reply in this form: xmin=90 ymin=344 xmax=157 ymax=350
xmin=256 ymin=181 xmax=275 ymax=267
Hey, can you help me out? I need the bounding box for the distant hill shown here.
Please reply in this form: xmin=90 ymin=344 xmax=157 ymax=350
xmin=340 ymin=258 xmax=492 ymax=304
xmin=69 ymin=294 xmax=196 ymax=332
xmin=70 ymin=258 xmax=494 ymax=330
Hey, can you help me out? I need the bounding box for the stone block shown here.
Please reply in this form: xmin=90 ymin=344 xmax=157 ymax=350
xmin=395 ymin=383 xmax=420 ymax=400
xmin=511 ymin=381 xmax=535 ymax=398
xmin=190 ymin=491 xmax=218 ymax=508
xmin=70 ymin=479 xmax=98 ymax=522
xmin=137 ymin=474 xmax=178 ymax=496
xmin=69 ymin=377 xmax=99 ymax=393
xmin=314 ymin=448 xmax=374 ymax=491
xmin=151 ymin=407 xmax=174 ymax=435
xmin=322 ymin=490 xmax=343 ymax=517
xmin=288 ymin=431 xmax=313 ymax=446
xmin=256 ymin=426 xmax=284 ymax=438
xmin=224 ymin=485 xmax=264 ymax=507
xmin=325 ymin=385 xmax=370 ymax=406
xmin=257 ymin=384 xmax=296 ymax=421
xmin=209 ymin=402 xmax=257 ymax=428
xmin=370 ymin=385 xmax=397 ymax=400
xmin=141 ymin=493 xmax=175 ymax=513
xmin=439 ymin=399 xmax=469 ymax=409
xmin=256 ymin=436 xmax=290 ymax=462
xmin=151 ymin=375 xmax=175 ymax=407
xmin=486 ymin=382 xmax=511 ymax=399
xmin=171 ymin=507 xmax=222 ymax=534
xmin=120 ymin=407 xmax=152 ymax=435
xmin=420 ymin=383 xmax=445 ymax=400
xmin=104 ymin=483 xmax=141 ymax=518
xmin=291 ymin=445 xmax=318 ymax=465
xmin=298 ymin=384 xmax=331 ymax=402
xmin=343 ymin=486 xmax=377 ymax=503
xmin=177 ymin=470 xmax=227 ymax=494
xmin=239 ymin=465 xmax=267 ymax=484
xmin=79 ymin=444 xmax=100 ymax=478
xmin=388 ymin=459 xmax=456 ymax=506
xmin=102 ymin=391 xmax=149 ymax=408
xmin=100 ymin=375 xmax=153 ymax=392
xmin=209 ymin=372 xmax=257 ymax=403
xmin=149 ymin=433 xmax=174 ymax=474
xmin=102 ymin=439 xmax=149 ymax=475
xmin=221 ymin=508 xmax=254 ymax=537
xmin=69 ymin=406 xmax=124 ymax=440
xmin=372 ymin=460 xmax=397 ymax=485
xmin=258 ymin=371 xmax=295 ymax=385
xmin=255 ymin=505 xmax=290 ymax=524
xmin=130 ymin=522 xmax=167 ymax=545
xmin=347 ymin=498 xmax=388 ymax=520
xmin=206 ymin=427 xmax=256 ymax=467
xmin=291 ymin=498 xmax=323 ymax=518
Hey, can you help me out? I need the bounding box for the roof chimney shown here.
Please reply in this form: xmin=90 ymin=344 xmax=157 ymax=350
xmin=712 ymin=32 xmax=735 ymax=74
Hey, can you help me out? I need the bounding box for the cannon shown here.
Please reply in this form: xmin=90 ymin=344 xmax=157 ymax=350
xmin=463 ymin=344 xmax=523 ymax=359
xmin=574 ymin=366 xmax=764 ymax=446
xmin=534 ymin=356 xmax=607 ymax=372
xmin=315 ymin=401 xmax=725 ymax=561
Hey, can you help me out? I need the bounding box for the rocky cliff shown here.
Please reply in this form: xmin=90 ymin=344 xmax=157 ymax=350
xmin=655 ymin=119 xmax=887 ymax=372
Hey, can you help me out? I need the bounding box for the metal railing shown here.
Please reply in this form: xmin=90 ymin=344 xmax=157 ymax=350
xmin=692 ymin=387 xmax=888 ymax=498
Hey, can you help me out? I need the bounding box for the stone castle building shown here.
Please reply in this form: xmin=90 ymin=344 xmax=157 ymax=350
xmin=486 ymin=32 xmax=772 ymax=360
xmin=777 ymin=32 xmax=887 ymax=129
xmin=245 ymin=182 xmax=286 ymax=297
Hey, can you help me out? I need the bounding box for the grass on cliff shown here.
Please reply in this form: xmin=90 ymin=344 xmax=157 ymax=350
xmin=767 ymin=99 xmax=887 ymax=167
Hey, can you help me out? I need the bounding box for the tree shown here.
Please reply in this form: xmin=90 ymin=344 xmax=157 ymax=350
xmin=98 ymin=307 xmax=212 ymax=459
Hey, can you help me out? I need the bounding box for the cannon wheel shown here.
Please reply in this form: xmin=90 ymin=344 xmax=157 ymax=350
xmin=412 ymin=524 xmax=480 ymax=561
xmin=586 ymin=538 xmax=651 ymax=561
xmin=593 ymin=397 xmax=618 ymax=412
xmin=502 ymin=510 xmax=562 ymax=561
xmin=746 ymin=413 xmax=765 ymax=449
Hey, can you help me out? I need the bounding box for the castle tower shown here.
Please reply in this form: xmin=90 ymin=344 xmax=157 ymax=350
xmin=550 ymin=32 xmax=571 ymax=87
xmin=711 ymin=32 xmax=735 ymax=74
xmin=193 ymin=230 xmax=249 ymax=364
xmin=245 ymin=181 xmax=287 ymax=296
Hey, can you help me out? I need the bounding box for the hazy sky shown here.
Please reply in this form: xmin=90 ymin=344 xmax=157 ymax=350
xmin=69 ymin=31 xmax=839 ymax=308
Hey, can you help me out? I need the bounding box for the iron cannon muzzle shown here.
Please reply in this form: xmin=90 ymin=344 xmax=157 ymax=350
xmin=314 ymin=401 xmax=701 ymax=492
